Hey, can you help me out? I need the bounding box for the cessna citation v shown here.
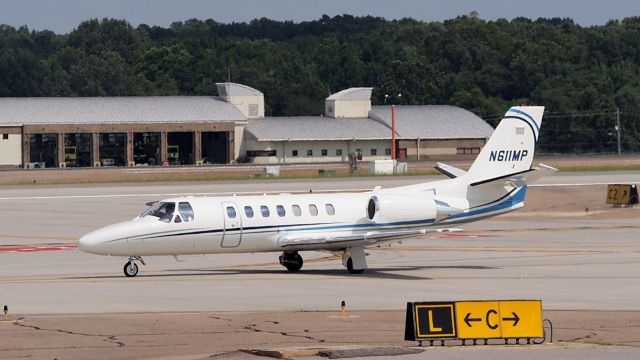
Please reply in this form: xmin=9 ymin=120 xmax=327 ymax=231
xmin=79 ymin=106 xmax=556 ymax=277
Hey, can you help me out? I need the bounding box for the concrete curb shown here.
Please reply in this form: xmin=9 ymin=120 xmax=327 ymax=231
xmin=241 ymin=346 xmax=424 ymax=359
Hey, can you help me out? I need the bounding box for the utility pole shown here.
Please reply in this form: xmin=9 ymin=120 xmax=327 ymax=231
xmin=391 ymin=105 xmax=396 ymax=160
xmin=616 ymin=108 xmax=621 ymax=155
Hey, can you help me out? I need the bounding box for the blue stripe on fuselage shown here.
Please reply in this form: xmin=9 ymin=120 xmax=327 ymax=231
xmin=140 ymin=186 xmax=528 ymax=240
xmin=446 ymin=186 xmax=527 ymax=220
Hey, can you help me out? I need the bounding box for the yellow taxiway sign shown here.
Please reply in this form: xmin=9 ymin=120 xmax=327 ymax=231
xmin=454 ymin=300 xmax=542 ymax=339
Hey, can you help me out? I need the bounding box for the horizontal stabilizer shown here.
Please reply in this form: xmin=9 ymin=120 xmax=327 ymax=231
xmin=513 ymin=163 xmax=558 ymax=185
xmin=434 ymin=162 xmax=467 ymax=179
xmin=470 ymin=163 xmax=557 ymax=187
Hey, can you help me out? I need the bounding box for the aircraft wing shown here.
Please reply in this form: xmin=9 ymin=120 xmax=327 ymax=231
xmin=277 ymin=228 xmax=460 ymax=249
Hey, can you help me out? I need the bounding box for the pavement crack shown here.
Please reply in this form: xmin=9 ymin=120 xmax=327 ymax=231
xmin=566 ymin=331 xmax=598 ymax=342
xmin=243 ymin=322 xmax=324 ymax=343
xmin=106 ymin=335 xmax=125 ymax=347
xmin=13 ymin=318 xmax=126 ymax=348
xmin=210 ymin=316 xmax=233 ymax=322
xmin=279 ymin=331 xmax=316 ymax=341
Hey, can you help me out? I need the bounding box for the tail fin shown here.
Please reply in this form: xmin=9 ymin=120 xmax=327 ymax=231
xmin=465 ymin=106 xmax=544 ymax=184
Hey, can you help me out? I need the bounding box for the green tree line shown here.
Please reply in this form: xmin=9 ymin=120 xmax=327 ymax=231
xmin=1 ymin=15 xmax=640 ymax=153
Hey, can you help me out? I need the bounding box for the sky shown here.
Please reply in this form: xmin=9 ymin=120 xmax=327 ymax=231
xmin=1 ymin=0 xmax=639 ymax=34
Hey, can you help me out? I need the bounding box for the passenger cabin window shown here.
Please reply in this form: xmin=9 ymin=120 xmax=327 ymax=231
xmin=325 ymin=204 xmax=335 ymax=215
xmin=226 ymin=206 xmax=237 ymax=218
xmin=309 ymin=204 xmax=318 ymax=216
xmin=292 ymin=205 xmax=302 ymax=216
xmin=142 ymin=202 xmax=175 ymax=223
xmin=260 ymin=205 xmax=270 ymax=217
xmin=244 ymin=206 xmax=254 ymax=218
xmin=178 ymin=202 xmax=194 ymax=222
xmin=276 ymin=205 xmax=286 ymax=217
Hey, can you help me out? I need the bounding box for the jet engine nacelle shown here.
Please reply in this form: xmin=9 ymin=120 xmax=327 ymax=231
xmin=366 ymin=194 xmax=437 ymax=224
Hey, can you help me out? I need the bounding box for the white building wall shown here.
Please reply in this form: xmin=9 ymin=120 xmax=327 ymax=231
xmin=245 ymin=139 xmax=392 ymax=164
xmin=0 ymin=133 xmax=22 ymax=165
xmin=233 ymin=125 xmax=246 ymax=162
xmin=325 ymin=99 xmax=371 ymax=118
xmin=227 ymin=95 xmax=265 ymax=119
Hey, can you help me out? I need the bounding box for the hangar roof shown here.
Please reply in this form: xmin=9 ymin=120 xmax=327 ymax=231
xmin=247 ymin=117 xmax=391 ymax=141
xmin=0 ymin=96 xmax=246 ymax=126
xmin=369 ymin=105 xmax=494 ymax=139
xmin=247 ymin=105 xmax=493 ymax=141
xmin=326 ymin=87 xmax=373 ymax=101
xmin=216 ymin=82 xmax=263 ymax=97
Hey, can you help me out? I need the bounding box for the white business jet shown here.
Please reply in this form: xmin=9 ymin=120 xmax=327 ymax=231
xmin=79 ymin=106 xmax=556 ymax=277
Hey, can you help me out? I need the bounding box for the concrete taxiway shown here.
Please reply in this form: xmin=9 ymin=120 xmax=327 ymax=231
xmin=0 ymin=172 xmax=639 ymax=359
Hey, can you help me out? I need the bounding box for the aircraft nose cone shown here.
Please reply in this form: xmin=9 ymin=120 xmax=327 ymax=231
xmin=78 ymin=233 xmax=94 ymax=253
xmin=78 ymin=220 xmax=137 ymax=255
xmin=78 ymin=231 xmax=104 ymax=254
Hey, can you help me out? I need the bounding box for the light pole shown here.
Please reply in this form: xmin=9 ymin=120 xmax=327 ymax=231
xmin=392 ymin=105 xmax=396 ymax=159
xmin=616 ymin=108 xmax=621 ymax=155
xmin=385 ymin=93 xmax=402 ymax=160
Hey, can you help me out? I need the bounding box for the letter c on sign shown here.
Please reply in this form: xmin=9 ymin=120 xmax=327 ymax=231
xmin=486 ymin=309 xmax=498 ymax=330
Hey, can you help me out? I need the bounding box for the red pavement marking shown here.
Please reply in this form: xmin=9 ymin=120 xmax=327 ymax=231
xmin=0 ymin=245 xmax=78 ymax=253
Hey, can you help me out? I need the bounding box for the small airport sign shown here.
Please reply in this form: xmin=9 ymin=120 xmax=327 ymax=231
xmin=405 ymin=302 xmax=456 ymax=340
xmin=405 ymin=300 xmax=543 ymax=343
xmin=455 ymin=300 xmax=543 ymax=339
xmin=606 ymin=184 xmax=639 ymax=206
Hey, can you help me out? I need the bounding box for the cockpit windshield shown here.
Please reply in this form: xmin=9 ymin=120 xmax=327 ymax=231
xmin=141 ymin=202 xmax=176 ymax=222
xmin=178 ymin=202 xmax=194 ymax=221
xmin=140 ymin=201 xmax=194 ymax=223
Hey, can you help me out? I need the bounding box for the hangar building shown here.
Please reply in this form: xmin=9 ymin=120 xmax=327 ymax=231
xmin=243 ymin=87 xmax=493 ymax=164
xmin=0 ymin=83 xmax=493 ymax=168
xmin=0 ymin=83 xmax=262 ymax=168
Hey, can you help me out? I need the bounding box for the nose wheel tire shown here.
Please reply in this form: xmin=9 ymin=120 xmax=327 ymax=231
xmin=346 ymin=258 xmax=365 ymax=274
xmin=124 ymin=261 xmax=139 ymax=277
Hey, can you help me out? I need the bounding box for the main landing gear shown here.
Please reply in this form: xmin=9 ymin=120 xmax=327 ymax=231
xmin=123 ymin=256 xmax=145 ymax=277
xmin=279 ymin=247 xmax=368 ymax=274
xmin=279 ymin=251 xmax=303 ymax=272
xmin=342 ymin=247 xmax=367 ymax=274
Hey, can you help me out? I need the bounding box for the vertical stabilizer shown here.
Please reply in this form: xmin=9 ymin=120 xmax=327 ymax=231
xmin=465 ymin=106 xmax=544 ymax=183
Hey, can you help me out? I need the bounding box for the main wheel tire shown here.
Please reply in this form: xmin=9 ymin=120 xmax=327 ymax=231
xmin=123 ymin=261 xmax=139 ymax=277
xmin=284 ymin=253 xmax=303 ymax=272
xmin=346 ymin=258 xmax=365 ymax=274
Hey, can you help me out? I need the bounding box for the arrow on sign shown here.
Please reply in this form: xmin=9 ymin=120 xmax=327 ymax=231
xmin=502 ymin=312 xmax=520 ymax=326
xmin=464 ymin=313 xmax=481 ymax=327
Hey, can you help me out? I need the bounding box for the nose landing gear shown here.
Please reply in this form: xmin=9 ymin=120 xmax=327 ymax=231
xmin=123 ymin=256 xmax=146 ymax=277
xmin=279 ymin=251 xmax=303 ymax=272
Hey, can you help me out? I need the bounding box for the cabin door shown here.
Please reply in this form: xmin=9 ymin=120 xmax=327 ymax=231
xmin=221 ymin=202 xmax=242 ymax=247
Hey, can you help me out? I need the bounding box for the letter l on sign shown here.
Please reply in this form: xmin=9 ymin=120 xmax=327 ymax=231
xmin=428 ymin=310 xmax=442 ymax=331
